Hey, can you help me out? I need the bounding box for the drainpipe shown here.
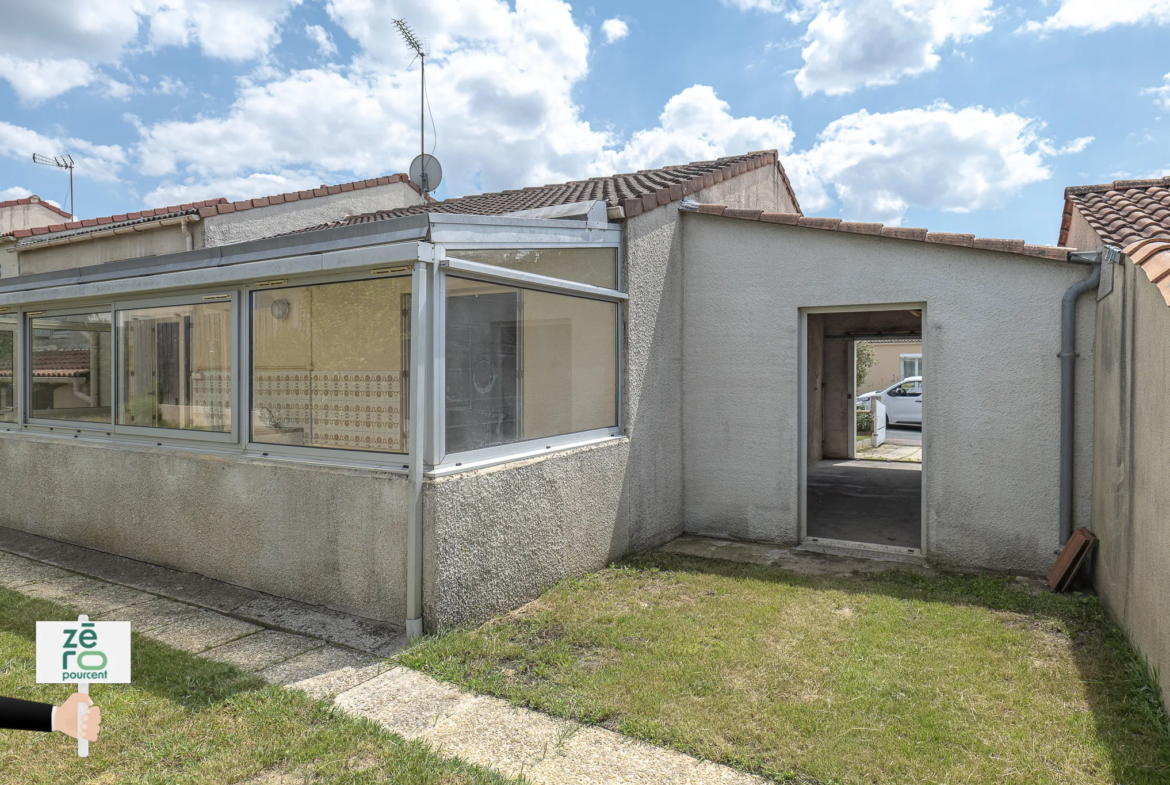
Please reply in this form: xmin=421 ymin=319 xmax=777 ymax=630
xmin=179 ymin=216 xmax=194 ymax=252
xmin=1058 ymin=250 xmax=1103 ymax=544
xmin=405 ymin=251 xmax=431 ymax=641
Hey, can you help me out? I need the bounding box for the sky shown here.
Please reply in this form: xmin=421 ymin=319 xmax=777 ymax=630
xmin=0 ymin=0 xmax=1167 ymax=246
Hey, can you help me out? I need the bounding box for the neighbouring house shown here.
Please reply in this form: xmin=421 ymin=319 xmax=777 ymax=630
xmin=0 ymin=174 xmax=429 ymax=279
xmin=0 ymin=151 xmax=1166 ymax=717
xmin=0 ymin=196 xmax=74 ymax=277
xmin=856 ymin=338 xmax=921 ymax=394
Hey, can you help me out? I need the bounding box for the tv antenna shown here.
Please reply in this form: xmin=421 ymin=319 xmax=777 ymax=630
xmin=393 ymin=18 xmax=442 ymax=195
xmin=32 ymin=153 xmax=75 ymax=218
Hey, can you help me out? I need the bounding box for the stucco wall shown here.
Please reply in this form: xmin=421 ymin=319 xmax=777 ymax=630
xmin=0 ymin=435 xmax=408 ymax=622
xmin=17 ymin=226 xmax=191 ymax=277
xmin=203 ymin=183 xmax=423 ymax=247
xmin=681 ymin=215 xmax=1096 ymax=573
xmin=1064 ymin=206 xmax=1106 ymax=253
xmin=1091 ymin=255 xmax=1170 ymax=712
xmin=0 ymin=201 xmax=67 ymax=233
xmin=422 ymin=439 xmax=630 ymax=629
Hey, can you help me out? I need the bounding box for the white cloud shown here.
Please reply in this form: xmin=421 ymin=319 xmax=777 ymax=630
xmin=146 ymin=0 xmax=303 ymax=61
xmin=305 ymin=23 xmax=339 ymax=57
xmin=0 ymin=0 xmax=302 ymax=103
xmin=1022 ymin=0 xmax=1170 ymax=33
xmin=155 ymin=76 xmax=189 ymax=96
xmin=143 ymin=170 xmax=328 ymax=206
xmin=793 ymin=0 xmax=995 ymax=96
xmin=135 ymin=0 xmax=611 ymax=199
xmin=601 ymin=18 xmax=630 ymax=43
xmin=595 ymin=85 xmax=794 ymax=173
xmin=0 ymin=186 xmax=34 ymax=201
xmin=1143 ymin=73 xmax=1170 ymax=109
xmin=0 ymin=121 xmax=128 ymax=183
xmin=718 ymin=0 xmax=787 ymax=11
xmin=793 ymin=103 xmax=1083 ymax=224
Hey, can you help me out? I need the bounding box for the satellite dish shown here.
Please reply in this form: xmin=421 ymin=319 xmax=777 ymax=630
xmin=409 ymin=154 xmax=442 ymax=193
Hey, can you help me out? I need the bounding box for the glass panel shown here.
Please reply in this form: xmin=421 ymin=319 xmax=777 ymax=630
xmin=30 ymin=312 xmax=113 ymax=423
xmin=446 ymin=277 xmax=617 ymax=454
xmin=449 ymin=248 xmax=617 ymax=289
xmin=251 ymin=277 xmax=411 ymax=453
xmin=0 ymin=314 xmax=15 ymax=423
xmin=117 ymin=301 xmax=233 ymax=432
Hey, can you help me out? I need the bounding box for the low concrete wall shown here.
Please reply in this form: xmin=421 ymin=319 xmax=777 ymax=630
xmin=681 ymin=215 xmax=1096 ymax=572
xmin=1091 ymin=255 xmax=1170 ymax=712
xmin=423 ymin=439 xmax=629 ymax=629
xmin=0 ymin=435 xmax=408 ymax=622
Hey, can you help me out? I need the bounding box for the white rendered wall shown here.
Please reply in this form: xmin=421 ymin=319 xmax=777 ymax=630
xmin=203 ymin=183 xmax=424 ymax=247
xmin=681 ymin=215 xmax=1096 ymax=574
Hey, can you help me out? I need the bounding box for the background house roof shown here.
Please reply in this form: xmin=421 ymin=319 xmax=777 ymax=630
xmin=289 ymin=151 xmax=798 ymax=234
xmin=1 ymin=173 xmax=421 ymax=244
xmin=1060 ymin=177 xmax=1170 ymax=248
xmin=686 ymin=203 xmax=1073 ymax=261
xmin=0 ymin=196 xmax=73 ymax=220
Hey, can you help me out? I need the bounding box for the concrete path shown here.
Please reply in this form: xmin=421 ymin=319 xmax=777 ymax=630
xmin=857 ymin=441 xmax=922 ymax=461
xmin=0 ymin=532 xmax=764 ymax=785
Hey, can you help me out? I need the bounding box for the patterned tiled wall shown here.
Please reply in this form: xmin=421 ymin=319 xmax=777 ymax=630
xmin=253 ymin=370 xmax=405 ymax=452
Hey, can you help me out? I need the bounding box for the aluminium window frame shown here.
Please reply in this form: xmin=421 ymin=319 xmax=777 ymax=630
xmin=433 ymin=241 xmax=626 ymax=473
xmin=24 ymin=303 xmax=116 ymax=432
xmin=112 ymin=290 xmax=243 ymax=444
xmin=242 ymin=268 xmax=416 ymax=465
xmin=0 ymin=309 xmax=19 ymax=429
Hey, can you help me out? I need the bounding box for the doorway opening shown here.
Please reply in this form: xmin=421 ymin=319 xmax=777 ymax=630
xmin=803 ymin=307 xmax=923 ymax=554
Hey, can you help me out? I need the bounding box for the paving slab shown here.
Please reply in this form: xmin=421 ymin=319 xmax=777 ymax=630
xmin=94 ymin=597 xmax=203 ymax=631
xmin=334 ymin=667 xmax=475 ymax=741
xmin=0 ymin=525 xmax=264 ymax=614
xmin=144 ymin=609 xmax=261 ymax=653
xmin=527 ymin=725 xmax=764 ymax=785
xmin=19 ymin=574 xmax=109 ymax=605
xmin=260 ymin=645 xmax=387 ymax=699
xmin=233 ymin=596 xmax=404 ymax=655
xmin=421 ymin=694 xmax=571 ymax=779
xmin=203 ymin=630 xmax=325 ymax=672
xmin=0 ymin=553 xmax=71 ymax=588
xmin=67 ymin=583 xmax=156 ymax=615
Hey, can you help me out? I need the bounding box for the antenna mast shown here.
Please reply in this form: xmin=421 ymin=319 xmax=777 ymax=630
xmin=393 ymin=18 xmax=432 ymax=194
xmin=32 ymin=153 xmax=75 ymax=218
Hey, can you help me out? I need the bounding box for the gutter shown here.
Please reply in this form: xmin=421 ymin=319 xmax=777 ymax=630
xmin=7 ymin=214 xmax=202 ymax=253
xmin=1058 ymin=247 xmax=1116 ymax=544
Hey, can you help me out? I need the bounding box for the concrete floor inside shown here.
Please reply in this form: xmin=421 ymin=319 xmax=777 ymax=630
xmin=807 ymin=459 xmax=922 ymax=549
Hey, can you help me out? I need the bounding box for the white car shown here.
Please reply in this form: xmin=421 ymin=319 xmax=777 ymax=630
xmin=864 ymin=376 xmax=922 ymax=426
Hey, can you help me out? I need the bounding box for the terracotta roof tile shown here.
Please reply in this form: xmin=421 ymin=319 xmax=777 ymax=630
xmin=1061 ymin=177 xmax=1170 ymax=247
xmin=1125 ymin=238 xmax=1170 ymax=306
xmin=687 ymin=202 xmax=1072 ymax=262
xmin=284 ymin=151 xmax=800 ymax=235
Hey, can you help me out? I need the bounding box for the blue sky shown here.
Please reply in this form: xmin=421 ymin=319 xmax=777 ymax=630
xmin=1 ymin=0 xmax=1168 ymax=246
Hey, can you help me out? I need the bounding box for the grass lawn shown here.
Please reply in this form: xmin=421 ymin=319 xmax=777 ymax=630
xmin=402 ymin=554 xmax=1170 ymax=785
xmin=0 ymin=586 xmax=517 ymax=785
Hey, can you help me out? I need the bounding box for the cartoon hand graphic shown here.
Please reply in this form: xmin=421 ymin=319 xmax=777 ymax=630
xmin=55 ymin=693 xmax=101 ymax=742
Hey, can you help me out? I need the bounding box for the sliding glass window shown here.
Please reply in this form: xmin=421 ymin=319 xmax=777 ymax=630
xmin=251 ymin=276 xmax=411 ymax=454
xmin=29 ymin=312 xmax=113 ymax=424
xmin=116 ymin=300 xmax=234 ymax=433
xmin=0 ymin=314 xmax=15 ymax=423
xmin=445 ymin=277 xmax=617 ymax=454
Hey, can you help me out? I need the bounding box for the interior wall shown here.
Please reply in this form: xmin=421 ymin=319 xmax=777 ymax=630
xmin=807 ymin=314 xmax=824 ymax=464
xmin=1091 ymin=254 xmax=1170 ymax=714
xmin=822 ymin=337 xmax=854 ymax=459
xmin=681 ymin=215 xmax=1096 ymax=572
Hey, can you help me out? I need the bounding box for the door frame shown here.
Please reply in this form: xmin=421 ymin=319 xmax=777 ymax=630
xmin=797 ymin=302 xmax=927 ymax=557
